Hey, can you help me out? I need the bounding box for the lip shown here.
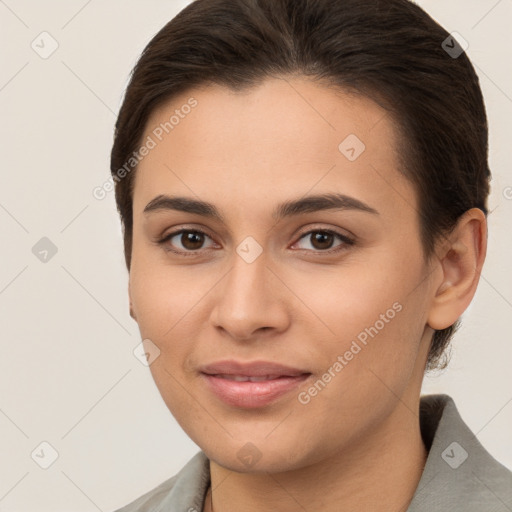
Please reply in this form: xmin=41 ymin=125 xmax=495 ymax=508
xmin=199 ymin=360 xmax=311 ymax=408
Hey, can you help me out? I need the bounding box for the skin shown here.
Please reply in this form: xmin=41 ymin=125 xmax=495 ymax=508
xmin=128 ymin=76 xmax=487 ymax=512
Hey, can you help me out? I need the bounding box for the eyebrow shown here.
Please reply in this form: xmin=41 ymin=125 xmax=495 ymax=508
xmin=143 ymin=193 xmax=379 ymax=221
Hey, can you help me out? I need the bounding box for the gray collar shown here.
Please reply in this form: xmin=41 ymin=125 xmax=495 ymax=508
xmin=408 ymin=394 xmax=512 ymax=511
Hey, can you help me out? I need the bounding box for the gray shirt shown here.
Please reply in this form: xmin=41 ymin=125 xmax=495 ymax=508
xmin=114 ymin=394 xmax=512 ymax=511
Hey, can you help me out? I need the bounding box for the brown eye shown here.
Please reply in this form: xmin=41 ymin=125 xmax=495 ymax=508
xmin=159 ymin=229 xmax=216 ymax=254
xmin=294 ymin=229 xmax=354 ymax=253
xmin=310 ymin=231 xmax=335 ymax=250
xmin=179 ymin=231 xmax=205 ymax=250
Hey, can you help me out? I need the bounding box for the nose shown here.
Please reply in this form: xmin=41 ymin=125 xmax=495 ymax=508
xmin=209 ymin=248 xmax=290 ymax=341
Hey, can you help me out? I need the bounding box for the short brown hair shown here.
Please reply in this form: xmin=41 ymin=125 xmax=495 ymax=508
xmin=110 ymin=0 xmax=491 ymax=370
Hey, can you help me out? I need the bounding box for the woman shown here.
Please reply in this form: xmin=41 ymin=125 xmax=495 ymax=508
xmin=111 ymin=0 xmax=512 ymax=510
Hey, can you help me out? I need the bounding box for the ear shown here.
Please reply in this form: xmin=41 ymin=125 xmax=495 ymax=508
xmin=128 ymin=280 xmax=137 ymax=321
xmin=427 ymin=208 xmax=487 ymax=330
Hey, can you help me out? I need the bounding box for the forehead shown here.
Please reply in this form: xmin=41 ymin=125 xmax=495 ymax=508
xmin=133 ymin=77 xmax=414 ymax=222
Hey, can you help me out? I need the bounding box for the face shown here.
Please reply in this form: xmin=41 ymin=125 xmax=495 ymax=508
xmin=129 ymin=77 xmax=437 ymax=473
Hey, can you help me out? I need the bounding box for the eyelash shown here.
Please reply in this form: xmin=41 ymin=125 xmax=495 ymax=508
xmin=157 ymin=227 xmax=355 ymax=257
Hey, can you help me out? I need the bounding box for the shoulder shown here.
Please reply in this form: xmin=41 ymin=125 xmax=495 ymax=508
xmin=112 ymin=451 xmax=210 ymax=512
xmin=409 ymin=394 xmax=512 ymax=511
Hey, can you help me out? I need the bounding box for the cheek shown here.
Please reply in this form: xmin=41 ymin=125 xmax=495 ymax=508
xmin=129 ymin=255 xmax=218 ymax=390
xmin=294 ymin=249 xmax=426 ymax=386
xmin=288 ymin=252 xmax=413 ymax=344
xmin=129 ymin=251 xmax=208 ymax=337
xmin=129 ymin=262 xmax=202 ymax=415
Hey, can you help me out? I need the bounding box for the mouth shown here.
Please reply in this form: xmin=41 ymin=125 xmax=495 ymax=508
xmin=212 ymin=374 xmax=295 ymax=382
xmin=199 ymin=360 xmax=311 ymax=408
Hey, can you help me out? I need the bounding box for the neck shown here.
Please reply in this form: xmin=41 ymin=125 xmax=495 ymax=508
xmin=205 ymin=400 xmax=427 ymax=512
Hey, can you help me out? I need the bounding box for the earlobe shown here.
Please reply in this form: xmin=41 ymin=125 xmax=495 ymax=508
xmin=427 ymin=208 xmax=487 ymax=331
xmin=128 ymin=281 xmax=137 ymax=321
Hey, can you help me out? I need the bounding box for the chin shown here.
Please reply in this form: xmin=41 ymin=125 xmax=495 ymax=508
xmin=197 ymin=430 xmax=329 ymax=475
xmin=206 ymin=448 xmax=300 ymax=474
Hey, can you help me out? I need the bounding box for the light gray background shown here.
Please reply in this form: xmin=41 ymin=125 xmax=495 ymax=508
xmin=0 ymin=1 xmax=511 ymax=510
